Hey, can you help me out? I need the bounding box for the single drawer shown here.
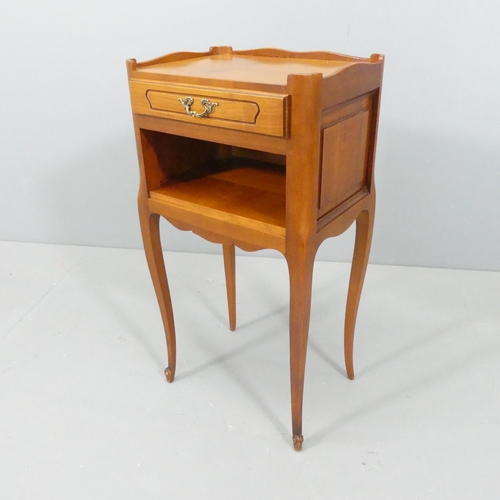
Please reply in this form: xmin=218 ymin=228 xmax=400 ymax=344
xmin=129 ymin=80 xmax=288 ymax=137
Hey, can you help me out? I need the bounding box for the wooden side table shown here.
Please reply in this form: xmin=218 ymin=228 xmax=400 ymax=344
xmin=126 ymin=47 xmax=384 ymax=450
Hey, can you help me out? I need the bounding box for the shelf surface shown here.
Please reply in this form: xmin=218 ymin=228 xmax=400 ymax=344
xmin=149 ymin=163 xmax=286 ymax=235
xmin=136 ymin=54 xmax=354 ymax=86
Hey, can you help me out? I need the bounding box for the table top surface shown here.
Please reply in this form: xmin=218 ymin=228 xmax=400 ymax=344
xmin=136 ymin=54 xmax=356 ymax=86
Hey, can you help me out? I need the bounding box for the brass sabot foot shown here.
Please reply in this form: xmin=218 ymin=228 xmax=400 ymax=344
xmin=293 ymin=434 xmax=304 ymax=451
xmin=164 ymin=367 xmax=174 ymax=383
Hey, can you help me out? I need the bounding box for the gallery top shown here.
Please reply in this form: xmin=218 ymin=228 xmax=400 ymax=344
xmin=128 ymin=47 xmax=381 ymax=92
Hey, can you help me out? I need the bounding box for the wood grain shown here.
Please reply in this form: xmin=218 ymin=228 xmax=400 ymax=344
xmin=150 ymin=166 xmax=286 ymax=236
xmin=136 ymin=54 xmax=355 ymax=86
xmin=319 ymin=110 xmax=370 ymax=217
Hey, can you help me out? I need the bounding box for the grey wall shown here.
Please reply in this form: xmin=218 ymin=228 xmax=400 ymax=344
xmin=1 ymin=1 xmax=499 ymax=271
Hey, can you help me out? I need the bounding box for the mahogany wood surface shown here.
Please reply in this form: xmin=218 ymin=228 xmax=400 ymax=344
xmin=127 ymin=48 xmax=384 ymax=451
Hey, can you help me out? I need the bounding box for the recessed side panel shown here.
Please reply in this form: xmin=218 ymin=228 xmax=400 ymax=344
xmin=318 ymin=110 xmax=370 ymax=217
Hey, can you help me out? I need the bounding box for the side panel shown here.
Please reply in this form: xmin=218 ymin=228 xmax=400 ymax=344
xmin=318 ymin=96 xmax=373 ymax=218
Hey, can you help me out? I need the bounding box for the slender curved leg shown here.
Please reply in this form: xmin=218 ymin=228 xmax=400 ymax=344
xmin=286 ymin=249 xmax=315 ymax=451
xmin=222 ymin=244 xmax=236 ymax=331
xmin=344 ymin=208 xmax=374 ymax=380
xmin=138 ymin=201 xmax=176 ymax=382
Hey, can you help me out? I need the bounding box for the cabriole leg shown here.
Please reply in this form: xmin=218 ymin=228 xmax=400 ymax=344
xmin=139 ymin=201 xmax=177 ymax=382
xmin=286 ymin=249 xmax=315 ymax=451
xmin=344 ymin=208 xmax=374 ymax=380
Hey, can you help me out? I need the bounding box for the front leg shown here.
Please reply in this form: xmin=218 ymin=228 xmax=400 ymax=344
xmin=286 ymin=248 xmax=316 ymax=451
xmin=138 ymin=198 xmax=177 ymax=382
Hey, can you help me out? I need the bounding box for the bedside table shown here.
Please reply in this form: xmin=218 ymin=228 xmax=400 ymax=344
xmin=126 ymin=46 xmax=384 ymax=450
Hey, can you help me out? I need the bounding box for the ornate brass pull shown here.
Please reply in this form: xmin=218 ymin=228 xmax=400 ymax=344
xmin=177 ymin=96 xmax=218 ymax=118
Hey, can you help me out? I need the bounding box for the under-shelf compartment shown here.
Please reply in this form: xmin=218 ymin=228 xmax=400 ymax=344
xmin=141 ymin=130 xmax=286 ymax=236
xmin=150 ymin=162 xmax=286 ymax=232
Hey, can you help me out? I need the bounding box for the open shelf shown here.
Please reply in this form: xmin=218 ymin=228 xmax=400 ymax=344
xmin=140 ymin=129 xmax=287 ymax=236
xmin=150 ymin=159 xmax=286 ymax=235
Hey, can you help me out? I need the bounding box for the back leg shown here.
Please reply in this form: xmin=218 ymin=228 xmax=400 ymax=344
xmin=344 ymin=208 xmax=374 ymax=380
xmin=223 ymin=244 xmax=236 ymax=331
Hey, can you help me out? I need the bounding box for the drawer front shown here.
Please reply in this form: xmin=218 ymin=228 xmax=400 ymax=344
xmin=129 ymin=81 xmax=288 ymax=137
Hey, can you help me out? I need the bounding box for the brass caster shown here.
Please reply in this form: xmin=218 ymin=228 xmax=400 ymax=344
xmin=164 ymin=367 xmax=174 ymax=383
xmin=293 ymin=434 xmax=304 ymax=451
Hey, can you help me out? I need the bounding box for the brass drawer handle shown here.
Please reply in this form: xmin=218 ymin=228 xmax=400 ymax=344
xmin=177 ymin=96 xmax=218 ymax=118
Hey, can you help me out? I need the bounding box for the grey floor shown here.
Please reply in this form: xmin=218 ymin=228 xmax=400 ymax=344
xmin=1 ymin=241 xmax=499 ymax=499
